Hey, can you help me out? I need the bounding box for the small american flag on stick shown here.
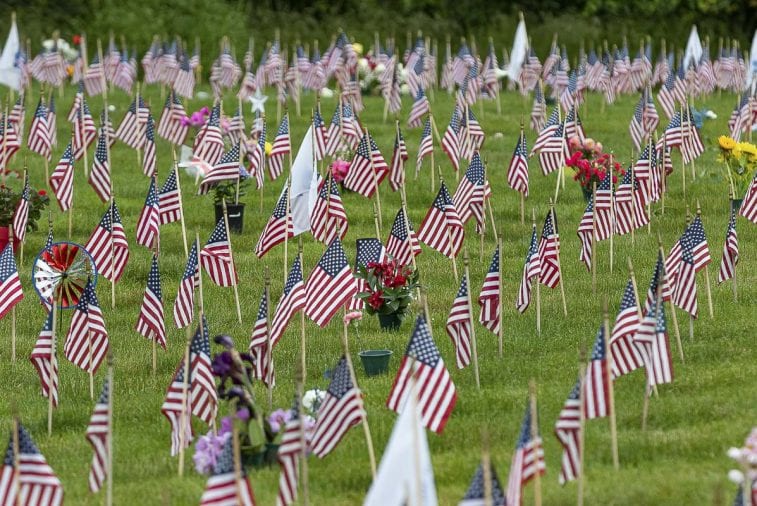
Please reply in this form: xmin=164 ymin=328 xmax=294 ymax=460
xmin=304 ymin=237 xmax=357 ymax=328
xmin=135 ymin=254 xmax=166 ymax=349
xmin=0 ymin=424 xmax=63 ymax=505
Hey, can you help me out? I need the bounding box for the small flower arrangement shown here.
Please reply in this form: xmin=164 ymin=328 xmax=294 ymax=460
xmin=330 ymin=158 xmax=350 ymax=184
xmin=717 ymin=135 xmax=757 ymax=198
xmin=181 ymin=106 xmax=210 ymax=128
xmin=211 ymin=166 xmax=251 ymax=206
xmin=355 ymin=257 xmax=419 ymax=319
xmin=726 ymin=428 xmax=757 ymax=502
xmin=194 ymin=334 xmax=321 ymax=474
xmin=566 ymin=136 xmax=625 ymax=191
xmin=0 ymin=175 xmax=50 ymax=232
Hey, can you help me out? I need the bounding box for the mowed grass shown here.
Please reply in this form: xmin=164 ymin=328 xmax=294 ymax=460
xmin=0 ymin=82 xmax=755 ymax=505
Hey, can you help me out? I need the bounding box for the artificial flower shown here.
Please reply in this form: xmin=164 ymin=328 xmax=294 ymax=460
xmin=719 ymin=135 xmax=736 ymax=150
xmin=343 ymin=311 xmax=363 ymax=325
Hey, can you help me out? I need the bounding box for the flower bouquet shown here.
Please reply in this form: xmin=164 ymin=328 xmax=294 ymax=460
xmin=0 ymin=174 xmax=50 ymax=251
xmin=355 ymin=257 xmax=419 ymax=331
xmin=565 ymin=136 xmax=625 ymax=201
xmin=717 ymin=136 xmax=756 ymax=207
xmin=726 ymin=428 xmax=757 ymax=505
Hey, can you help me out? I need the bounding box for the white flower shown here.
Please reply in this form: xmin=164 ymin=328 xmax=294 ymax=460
xmin=302 ymin=388 xmax=325 ymax=414
xmin=400 ymin=84 xmax=410 ymax=95
xmin=375 ymin=63 xmax=385 ymax=74
xmin=493 ymin=132 xmax=504 ymax=139
xmin=728 ymin=469 xmax=745 ymax=484
xmin=319 ymin=87 xmax=334 ymax=98
xmin=728 ymin=447 xmax=745 ymax=461
xmin=358 ymin=58 xmax=369 ymax=72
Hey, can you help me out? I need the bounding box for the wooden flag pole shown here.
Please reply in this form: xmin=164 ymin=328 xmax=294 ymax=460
xmin=497 ymin=237 xmax=504 ymax=359
xmin=533 ymin=210 xmax=541 ymax=336
xmin=67 ymin=129 xmax=75 ymax=240
xmin=630 ymin=148 xmax=636 ymax=246
xmin=482 ymin=157 xmax=498 ymax=242
xmin=481 ymin=430 xmax=493 ymax=505
xmin=18 ymin=166 xmax=26 ymax=267
xmin=136 ymin=82 xmax=142 ymax=169
xmin=1 ymin=102 xmax=7 ymax=187
xmin=365 ymin=127 xmax=383 ymax=233
xmin=9 ymin=226 xmax=16 ymax=363
xmin=196 ymin=233 xmax=205 ymax=316
xmin=464 ymin=249 xmax=481 ymax=390
xmin=529 ymin=379 xmax=543 ymax=506
xmin=297 ymin=239 xmax=310 ymax=506
xmin=657 ymin=236 xmax=684 ymax=362
xmin=679 ymin=103 xmax=686 ymax=201
xmin=264 ymin=266 xmax=273 ymax=409
xmin=109 ymin=194 xmax=116 ymax=309
xmin=642 ymin=276 xmax=665 ymax=429
xmin=577 ymin=359 xmax=587 ymax=506
xmin=340 ymin=310 xmax=377 ymax=478
xmin=684 ymin=211 xmax=695 ymax=341
xmin=231 ymin=399 xmax=244 ymax=506
xmin=519 ymin=120 xmax=526 ymax=225
xmin=372 ymin=203 xmax=381 ymax=241
xmin=591 ymin=181 xmax=597 ymax=293
xmin=171 ymin=148 xmax=189 ymax=258
xmin=440 ymin=174 xmax=459 ymax=282
xmin=48 ymin=295 xmax=58 ymax=436
xmin=728 ymin=189 xmax=738 ymax=302
xmin=429 ymin=114 xmax=436 ymax=192
xmin=106 ymin=351 xmax=114 ymax=506
xmin=603 ymin=298 xmax=620 ymax=470
xmin=283 ymin=175 xmax=292 ymax=285
xmin=221 ymin=199 xmax=243 ymax=324
xmin=550 ymin=199 xmax=568 ymax=317
xmin=695 ymin=201 xmax=714 ymax=319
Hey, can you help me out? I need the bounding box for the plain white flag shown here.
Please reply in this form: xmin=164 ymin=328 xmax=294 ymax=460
xmin=682 ymin=25 xmax=703 ymax=70
xmin=0 ymin=16 xmax=21 ymax=90
xmin=289 ymin=125 xmax=319 ymax=236
xmin=506 ymin=18 xmax=528 ymax=82
xmin=747 ymin=29 xmax=757 ymax=90
xmin=364 ymin=395 xmax=437 ymax=506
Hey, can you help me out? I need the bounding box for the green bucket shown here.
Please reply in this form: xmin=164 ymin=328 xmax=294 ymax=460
xmin=359 ymin=350 xmax=393 ymax=377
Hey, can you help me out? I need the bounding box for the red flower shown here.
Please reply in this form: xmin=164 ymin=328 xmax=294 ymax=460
xmin=367 ymin=290 xmax=384 ymax=310
xmin=567 ymin=151 xmax=583 ymax=167
xmin=38 ymin=189 xmax=47 ymax=196
xmin=72 ymin=35 xmax=81 ymax=45
xmin=612 ymin=175 xmax=618 ymax=184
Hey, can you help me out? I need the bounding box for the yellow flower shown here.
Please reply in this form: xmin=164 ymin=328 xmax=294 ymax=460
xmin=737 ymin=142 xmax=757 ymax=156
xmin=352 ymin=42 xmax=363 ymax=55
xmin=265 ymin=141 xmax=272 ymax=156
xmin=719 ymin=135 xmax=736 ymax=150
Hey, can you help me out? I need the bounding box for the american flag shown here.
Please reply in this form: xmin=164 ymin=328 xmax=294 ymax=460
xmin=460 ymin=463 xmax=506 ymax=506
xmin=12 ymin=174 xmax=30 ymax=243
xmin=417 ymin=182 xmax=464 ymax=259
xmin=249 ymin=289 xmax=274 ymax=387
xmin=142 ymin=114 xmax=157 ymax=177
xmin=644 ymin=90 xmax=659 ymax=135
xmin=135 ymin=254 xmax=166 ymax=349
xmin=247 ymin=120 xmax=266 ymax=188
xmin=478 ymin=245 xmax=501 ymax=335
xmin=407 ymin=88 xmax=430 ymax=128
xmin=728 ymin=94 xmax=751 ymax=141
xmin=686 ymin=216 xmax=711 ymax=272
xmin=530 ymin=82 xmax=547 ymax=131
xmin=30 ymin=311 xmax=59 ymax=407
xmin=0 ymin=424 xmax=63 ymax=506
xmin=348 ymin=238 xmax=386 ymax=311
xmin=656 ymin=111 xmax=682 ymax=152
xmin=0 ymin=242 xmax=23 ymax=321
xmin=576 ymin=195 xmax=595 ymax=271
xmin=86 ymin=378 xmax=110 ymax=493
xmin=199 ymin=428 xmax=257 ymax=506
xmin=83 ymin=54 xmax=106 ymax=96
xmin=192 ymin=103 xmax=225 ymax=174
xmin=64 ymin=279 xmax=109 ymax=373
xmin=270 ymin=255 xmax=306 ymax=348
xmin=657 ymin=71 xmax=677 ymax=119
xmin=85 ymin=201 xmax=130 ymax=283
xmin=584 ymin=325 xmax=610 ymax=419
xmin=99 ymin=110 xmax=116 ymax=148
xmin=340 ymin=102 xmax=361 ymax=150
xmin=629 ymin=92 xmax=646 ymax=150
xmin=115 ymin=95 xmax=149 ymax=150
xmin=647 ymin=251 xmax=674 ymax=312
xmin=537 ymin=121 xmax=568 ymax=176
xmin=157 ymin=92 xmax=189 ymax=146
xmin=268 ymin=114 xmax=291 ymax=180
xmin=199 ymin=143 xmax=242 ymax=195
xmin=27 ymin=97 xmax=52 ymax=160
xmin=48 ymin=96 xmax=58 ymax=148
xmin=555 ymin=377 xmax=581 ymax=484
xmin=594 ymin=172 xmax=614 ymax=241
xmin=453 ymin=151 xmax=486 ymax=225
xmin=49 ymin=142 xmax=74 ymax=211
xmin=310 ymin=356 xmax=365 ymax=457
xmin=174 ymin=55 xmax=195 ymax=100
xmin=680 ymin=108 xmax=705 ymax=164
xmin=610 ymin=280 xmax=644 ymax=378
xmin=173 ymin=242 xmax=198 ymax=329
xmin=635 ymin=292 xmax=674 ymax=387
xmin=672 ymin=221 xmax=701 ymax=317
xmin=188 ymin=315 xmax=217 ymax=424
xmin=255 ymin=186 xmax=293 ymax=258
xmin=537 ymin=210 xmax=561 ymax=288
xmin=461 ymin=109 xmax=485 ymax=159
xmin=312 ymin=108 xmax=327 ymax=161
xmin=614 ymin=167 xmax=637 ymax=235
xmin=739 ymin=174 xmax=757 ymax=224
xmin=200 ymin=219 xmax=238 ymax=287
xmin=158 ymin=169 xmax=182 ymax=225
xmin=387 ymin=315 xmax=456 ymax=433
xmin=0 ymin=115 xmax=21 ymax=170
xmin=563 ymin=106 xmax=585 ymax=142
xmin=89 ymin=127 xmax=111 ymax=203
xmin=276 ymin=403 xmax=304 ymax=506
xmin=8 ymin=94 xmax=25 ymax=139
xmin=344 ymin=131 xmax=388 ymax=198
xmin=516 ymin=224 xmax=541 ymax=313
xmin=718 ymin=210 xmax=739 ymax=284
xmin=531 ymin=108 xmax=560 ymax=153
xmin=324 ymin=102 xmax=344 ymax=156
xmin=136 ymin=177 xmax=161 ymax=249
xmin=385 ymin=206 xmax=422 ymax=266
xmin=505 ymin=402 xmax=546 ymax=506
xmin=310 ymin=175 xmax=349 ymax=245
xmin=446 ymin=273 xmax=472 ymax=370
xmin=389 ymin=125 xmax=409 ymax=191
xmin=441 ymin=107 xmax=461 ymax=173
xmin=304 ymin=237 xmax=357 ymax=328
xmin=415 ymin=117 xmax=434 ymax=176
xmin=507 ymin=130 xmax=529 ymax=196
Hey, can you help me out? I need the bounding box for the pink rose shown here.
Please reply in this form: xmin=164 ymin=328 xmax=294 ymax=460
xmin=583 ymin=138 xmax=595 ymax=151
xmin=568 ymin=136 xmax=581 ymax=151
xmin=343 ymin=311 xmax=363 ymax=325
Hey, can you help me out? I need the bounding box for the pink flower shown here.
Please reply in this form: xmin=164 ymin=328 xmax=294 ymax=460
xmin=330 ymin=159 xmax=350 ymax=183
xmin=568 ymin=136 xmax=582 ymax=151
xmin=584 ymin=138 xmax=595 ymax=151
xmin=220 ymin=117 xmax=231 ymax=134
xmin=200 ymin=106 xmax=210 ymax=116
xmin=343 ymin=311 xmax=363 ymax=325
xmin=594 ymin=142 xmax=603 ymax=154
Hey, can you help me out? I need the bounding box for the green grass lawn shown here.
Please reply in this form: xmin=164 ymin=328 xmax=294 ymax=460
xmin=0 ymin=83 xmax=755 ymax=505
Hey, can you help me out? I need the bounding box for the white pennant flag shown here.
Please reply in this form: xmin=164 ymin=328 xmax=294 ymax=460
xmin=0 ymin=14 xmax=21 ymax=90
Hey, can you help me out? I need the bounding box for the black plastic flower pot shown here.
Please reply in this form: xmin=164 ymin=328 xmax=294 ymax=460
xmin=215 ymin=203 xmax=245 ymax=234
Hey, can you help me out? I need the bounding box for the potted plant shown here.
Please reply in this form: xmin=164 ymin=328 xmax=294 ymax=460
xmin=0 ymin=176 xmax=50 ymax=252
xmin=195 ymin=334 xmax=319 ymax=474
xmin=212 ymin=176 xmax=249 ymax=234
xmin=344 ymin=311 xmax=393 ymax=377
xmin=355 ymin=257 xmax=419 ymax=331
xmin=717 ymin=136 xmax=757 ymax=210
xmin=565 ymin=136 xmax=625 ymax=201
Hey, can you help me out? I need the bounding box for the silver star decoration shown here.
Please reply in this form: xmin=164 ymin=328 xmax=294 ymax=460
xmin=249 ymin=89 xmax=268 ymax=114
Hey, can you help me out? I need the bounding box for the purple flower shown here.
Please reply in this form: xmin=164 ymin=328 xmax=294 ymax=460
xmin=268 ymin=408 xmax=292 ymax=434
xmin=213 ymin=334 xmax=235 ymax=350
xmin=193 ymin=431 xmax=230 ymax=475
xmin=212 ymin=351 xmax=234 ymax=378
xmin=236 ymin=408 xmax=251 ymax=422
xmin=219 ymin=416 xmax=233 ymax=436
